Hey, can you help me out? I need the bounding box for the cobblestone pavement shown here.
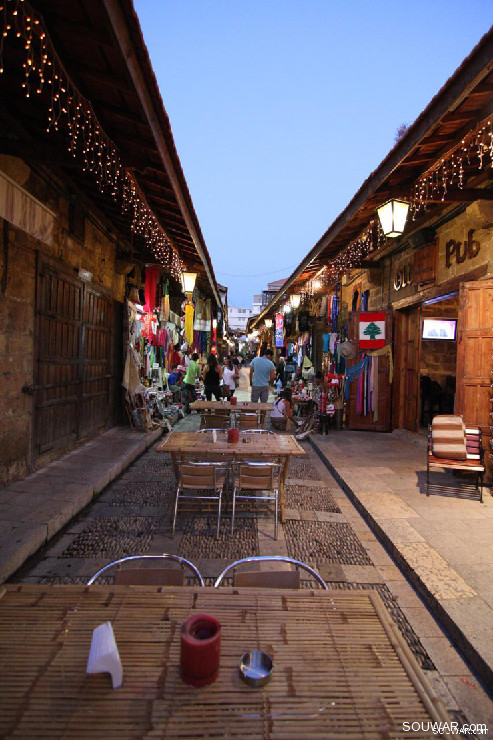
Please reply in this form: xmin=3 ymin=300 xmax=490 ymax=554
xmin=10 ymin=375 xmax=493 ymax=730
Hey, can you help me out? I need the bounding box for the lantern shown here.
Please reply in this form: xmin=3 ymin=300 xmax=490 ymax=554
xmin=377 ymin=199 xmax=409 ymax=238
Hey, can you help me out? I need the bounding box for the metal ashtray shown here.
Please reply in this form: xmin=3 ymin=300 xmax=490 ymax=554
xmin=239 ymin=650 xmax=273 ymax=687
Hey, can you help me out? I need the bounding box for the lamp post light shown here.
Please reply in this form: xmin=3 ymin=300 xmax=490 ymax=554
xmin=264 ymin=318 xmax=273 ymax=329
xmin=289 ymin=294 xmax=301 ymax=309
xmin=181 ymin=271 xmax=197 ymax=296
xmin=377 ymin=199 xmax=409 ymax=238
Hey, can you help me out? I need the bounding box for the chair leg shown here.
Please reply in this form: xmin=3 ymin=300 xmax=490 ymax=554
xmin=231 ymin=487 xmax=237 ymax=536
xmin=274 ymin=489 xmax=278 ymax=540
xmin=172 ymin=485 xmax=181 ymax=538
xmin=216 ymin=488 xmax=222 ymax=540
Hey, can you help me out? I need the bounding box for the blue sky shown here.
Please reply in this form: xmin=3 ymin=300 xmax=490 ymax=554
xmin=133 ymin=1 xmax=492 ymax=307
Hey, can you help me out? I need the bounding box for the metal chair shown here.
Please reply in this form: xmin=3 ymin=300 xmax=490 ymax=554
xmin=214 ymin=556 xmax=327 ymax=589
xmin=87 ymin=554 xmax=204 ymax=586
xmin=231 ymin=460 xmax=280 ymax=539
xmin=241 ymin=429 xmax=275 ymax=434
xmin=199 ymin=412 xmax=229 ymax=429
xmin=173 ymin=459 xmax=228 ymax=539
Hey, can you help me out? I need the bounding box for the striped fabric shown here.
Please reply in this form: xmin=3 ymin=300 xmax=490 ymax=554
xmin=431 ymin=415 xmax=467 ymax=460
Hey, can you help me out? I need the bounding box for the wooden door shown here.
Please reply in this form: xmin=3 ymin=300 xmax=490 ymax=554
xmin=393 ymin=308 xmax=420 ymax=432
xmin=345 ymin=312 xmax=392 ymax=432
xmin=80 ymin=286 xmax=112 ymax=437
xmin=455 ymin=279 xmax=493 ymax=482
xmin=34 ymin=260 xmax=83 ymax=456
xmin=33 ymin=258 xmax=116 ymax=460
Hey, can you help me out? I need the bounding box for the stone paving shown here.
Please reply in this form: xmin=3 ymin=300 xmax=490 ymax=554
xmin=9 ymin=415 xmax=491 ymax=729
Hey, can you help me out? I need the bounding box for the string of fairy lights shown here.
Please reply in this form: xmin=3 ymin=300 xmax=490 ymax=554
xmin=0 ymin=0 xmax=184 ymax=280
xmin=292 ymin=116 xmax=493 ymax=299
xmin=410 ymin=117 xmax=493 ymax=216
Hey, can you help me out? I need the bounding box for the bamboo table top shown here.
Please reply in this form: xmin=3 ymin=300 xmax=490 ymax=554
xmin=191 ymin=400 xmax=272 ymax=411
xmin=156 ymin=430 xmax=305 ymax=457
xmin=0 ymin=584 xmax=450 ymax=739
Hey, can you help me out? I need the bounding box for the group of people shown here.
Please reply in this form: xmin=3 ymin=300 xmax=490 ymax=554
xmin=166 ymin=351 xmax=242 ymax=413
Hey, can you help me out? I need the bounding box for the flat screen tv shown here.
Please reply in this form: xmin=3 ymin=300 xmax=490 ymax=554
xmin=422 ymin=318 xmax=457 ymax=340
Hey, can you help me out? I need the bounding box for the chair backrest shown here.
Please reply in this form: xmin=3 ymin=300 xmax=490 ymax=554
xmin=238 ymin=412 xmax=259 ymax=429
xmin=200 ymin=413 xmax=229 ymax=429
xmin=180 ymin=460 xmax=227 ymax=488
xmin=430 ymin=415 xmax=467 ymax=460
xmin=115 ymin=568 xmax=184 ymax=586
xmin=237 ymin=460 xmax=279 ymax=490
xmin=234 ymin=569 xmax=301 ymax=589
xmin=214 ymin=556 xmax=327 ymax=589
xmin=87 ymin=554 xmax=205 ymax=586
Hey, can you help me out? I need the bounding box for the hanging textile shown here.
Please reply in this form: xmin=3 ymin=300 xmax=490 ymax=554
xmin=143 ymin=266 xmax=160 ymax=312
xmin=185 ymin=302 xmax=194 ymax=346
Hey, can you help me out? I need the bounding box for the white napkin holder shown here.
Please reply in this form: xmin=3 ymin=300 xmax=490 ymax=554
xmin=86 ymin=621 xmax=123 ymax=689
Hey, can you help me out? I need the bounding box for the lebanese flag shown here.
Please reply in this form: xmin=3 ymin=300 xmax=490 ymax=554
xmin=359 ymin=312 xmax=386 ymax=349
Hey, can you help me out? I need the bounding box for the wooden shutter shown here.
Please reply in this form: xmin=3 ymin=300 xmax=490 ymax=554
xmin=413 ymin=241 xmax=437 ymax=286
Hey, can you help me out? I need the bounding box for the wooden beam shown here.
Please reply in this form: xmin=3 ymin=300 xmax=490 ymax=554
xmin=40 ymin=13 xmax=116 ymax=50
xmin=80 ymin=67 xmax=134 ymax=94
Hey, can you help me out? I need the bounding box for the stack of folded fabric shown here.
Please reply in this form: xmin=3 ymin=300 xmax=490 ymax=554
xmin=431 ymin=415 xmax=467 ymax=460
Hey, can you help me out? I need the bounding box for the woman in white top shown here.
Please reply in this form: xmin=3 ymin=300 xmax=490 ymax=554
xmin=222 ymin=358 xmax=237 ymax=398
xmin=270 ymin=389 xmax=294 ymax=431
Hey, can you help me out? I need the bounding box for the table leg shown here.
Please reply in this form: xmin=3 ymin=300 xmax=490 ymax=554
xmin=171 ymin=452 xmax=179 ymax=482
xmin=279 ymin=454 xmax=291 ymax=523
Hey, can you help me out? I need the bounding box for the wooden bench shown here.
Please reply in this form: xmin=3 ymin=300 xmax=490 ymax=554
xmin=427 ymin=417 xmax=485 ymax=502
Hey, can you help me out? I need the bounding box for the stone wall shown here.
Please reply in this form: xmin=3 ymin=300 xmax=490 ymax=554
xmin=0 ymin=156 xmax=126 ymax=485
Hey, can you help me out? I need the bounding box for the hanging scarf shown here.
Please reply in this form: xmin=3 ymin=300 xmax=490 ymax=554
xmin=185 ymin=302 xmax=194 ymax=346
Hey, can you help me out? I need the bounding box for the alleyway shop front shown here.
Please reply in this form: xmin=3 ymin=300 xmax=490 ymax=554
xmin=251 ymin=29 xmax=493 ymax=480
xmin=0 ymin=0 xmax=224 ymax=487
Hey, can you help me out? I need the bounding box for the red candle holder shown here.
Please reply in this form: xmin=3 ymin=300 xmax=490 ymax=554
xmin=181 ymin=613 xmax=221 ymax=687
xmin=230 ymin=396 xmax=237 ymax=406
xmin=227 ymin=428 xmax=239 ymax=443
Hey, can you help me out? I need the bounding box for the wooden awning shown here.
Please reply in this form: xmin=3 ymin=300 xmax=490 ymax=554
xmin=252 ymin=28 xmax=493 ymax=326
xmin=0 ymin=0 xmax=222 ymax=304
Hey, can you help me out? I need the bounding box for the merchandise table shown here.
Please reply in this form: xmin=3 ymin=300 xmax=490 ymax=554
xmin=0 ymin=584 xmax=451 ymax=739
xmin=156 ymin=430 xmax=304 ymax=521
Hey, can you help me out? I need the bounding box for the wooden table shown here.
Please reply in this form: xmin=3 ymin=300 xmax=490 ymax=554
xmin=156 ymin=430 xmax=305 ymax=521
xmin=0 ymin=584 xmax=451 ymax=739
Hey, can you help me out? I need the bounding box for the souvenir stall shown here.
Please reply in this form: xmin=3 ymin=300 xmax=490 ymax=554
xmin=122 ymin=268 xmax=216 ymax=431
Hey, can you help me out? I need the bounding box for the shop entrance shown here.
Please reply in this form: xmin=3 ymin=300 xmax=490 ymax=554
xmin=394 ymin=293 xmax=459 ymax=433
xmin=31 ymin=257 xmax=120 ymax=463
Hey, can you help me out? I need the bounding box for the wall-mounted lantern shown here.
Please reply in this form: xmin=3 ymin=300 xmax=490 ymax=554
xmin=377 ymin=199 xmax=409 ymax=238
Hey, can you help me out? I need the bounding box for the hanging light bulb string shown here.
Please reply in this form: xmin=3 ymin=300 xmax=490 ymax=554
xmin=0 ymin=0 xmax=184 ymax=280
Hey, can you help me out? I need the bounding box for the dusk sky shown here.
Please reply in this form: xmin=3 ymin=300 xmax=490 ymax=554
xmin=133 ymin=1 xmax=492 ymax=308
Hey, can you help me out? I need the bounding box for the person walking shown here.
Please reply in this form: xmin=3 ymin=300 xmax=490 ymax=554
xmin=249 ymin=348 xmax=275 ymax=403
xmin=284 ymin=355 xmax=296 ymax=385
xmin=202 ymin=353 xmax=223 ymax=402
xmin=181 ymin=352 xmax=200 ymax=413
xmin=222 ymin=357 xmax=237 ymax=398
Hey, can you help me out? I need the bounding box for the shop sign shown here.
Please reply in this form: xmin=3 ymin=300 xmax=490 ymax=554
xmin=445 ymin=229 xmax=480 ymax=268
xmin=275 ymin=313 xmax=284 ymax=347
xmin=359 ymin=312 xmax=386 ymax=349
xmin=393 ymin=264 xmax=413 ymax=290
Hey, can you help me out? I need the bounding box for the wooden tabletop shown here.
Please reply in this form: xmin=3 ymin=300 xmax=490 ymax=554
xmin=0 ymin=584 xmax=450 ymax=739
xmin=156 ymin=430 xmax=305 ymax=457
xmin=191 ymin=400 xmax=272 ymax=411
